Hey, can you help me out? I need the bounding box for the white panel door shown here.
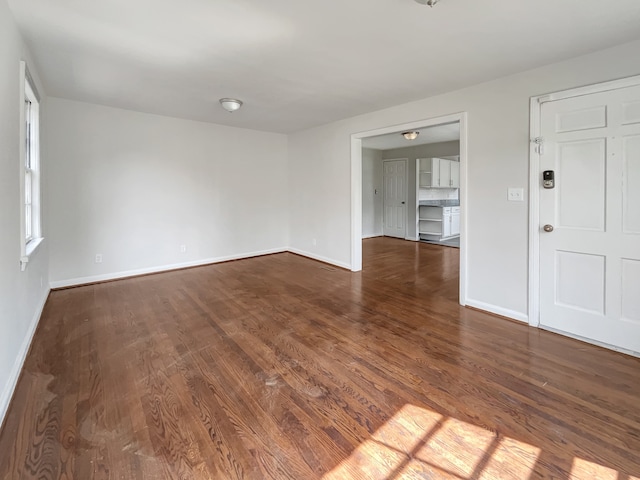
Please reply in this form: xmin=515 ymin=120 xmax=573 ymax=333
xmin=539 ymin=84 xmax=640 ymax=353
xmin=383 ymin=159 xmax=407 ymax=239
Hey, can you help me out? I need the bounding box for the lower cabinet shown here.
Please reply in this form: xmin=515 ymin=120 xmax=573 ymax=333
xmin=418 ymin=206 xmax=460 ymax=241
xmin=442 ymin=210 xmax=452 ymax=238
xmin=451 ymin=207 xmax=460 ymax=236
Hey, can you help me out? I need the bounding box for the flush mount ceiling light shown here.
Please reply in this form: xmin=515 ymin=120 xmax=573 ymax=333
xmin=414 ymin=0 xmax=439 ymax=6
xmin=402 ymin=131 xmax=420 ymax=140
xmin=219 ymin=98 xmax=243 ymax=113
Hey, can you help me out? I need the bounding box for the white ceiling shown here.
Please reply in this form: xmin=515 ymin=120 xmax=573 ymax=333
xmin=362 ymin=122 xmax=460 ymax=150
xmin=7 ymin=0 xmax=640 ymax=133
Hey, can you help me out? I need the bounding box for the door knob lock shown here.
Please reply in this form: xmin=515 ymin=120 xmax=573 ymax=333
xmin=543 ymin=224 xmax=554 ymax=232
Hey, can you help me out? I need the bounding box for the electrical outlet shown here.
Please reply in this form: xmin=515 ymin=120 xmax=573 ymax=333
xmin=508 ymin=187 xmax=524 ymax=202
xmin=180 ymin=244 xmax=187 ymax=253
xmin=95 ymin=254 xmax=103 ymax=264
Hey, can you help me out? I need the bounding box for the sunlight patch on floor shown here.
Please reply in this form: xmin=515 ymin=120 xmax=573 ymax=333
xmin=414 ymin=416 xmax=496 ymax=477
xmin=322 ymin=439 xmax=408 ymax=480
xmin=323 ymin=403 xmax=544 ymax=480
xmin=477 ymin=437 xmax=541 ymax=479
xmin=569 ymin=458 xmax=619 ymax=479
xmin=370 ymin=404 xmax=442 ymax=454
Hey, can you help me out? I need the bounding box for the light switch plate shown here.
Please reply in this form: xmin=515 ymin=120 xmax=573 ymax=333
xmin=508 ymin=187 xmax=524 ymax=202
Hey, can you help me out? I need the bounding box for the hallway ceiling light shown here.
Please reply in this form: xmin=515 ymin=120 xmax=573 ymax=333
xmin=219 ymin=98 xmax=243 ymax=113
xmin=414 ymin=0 xmax=439 ymax=6
xmin=402 ymin=131 xmax=420 ymax=140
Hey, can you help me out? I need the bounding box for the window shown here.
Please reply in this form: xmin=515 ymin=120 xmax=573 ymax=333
xmin=20 ymin=62 xmax=42 ymax=270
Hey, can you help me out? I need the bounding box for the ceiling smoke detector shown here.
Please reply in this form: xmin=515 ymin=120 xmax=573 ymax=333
xmin=414 ymin=0 xmax=439 ymax=6
xmin=219 ymin=98 xmax=243 ymax=113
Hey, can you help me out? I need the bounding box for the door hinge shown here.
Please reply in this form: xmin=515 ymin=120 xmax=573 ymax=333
xmin=532 ymin=137 xmax=545 ymax=154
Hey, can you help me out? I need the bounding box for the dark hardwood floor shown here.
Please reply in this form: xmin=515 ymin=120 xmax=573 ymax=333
xmin=1 ymin=237 xmax=639 ymax=479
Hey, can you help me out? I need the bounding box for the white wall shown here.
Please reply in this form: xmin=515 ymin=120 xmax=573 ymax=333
xmin=362 ymin=148 xmax=383 ymax=238
xmin=288 ymin=39 xmax=640 ymax=321
xmin=382 ymin=141 xmax=460 ymax=240
xmin=46 ymin=98 xmax=289 ymax=287
xmin=0 ymin=0 xmax=50 ymax=426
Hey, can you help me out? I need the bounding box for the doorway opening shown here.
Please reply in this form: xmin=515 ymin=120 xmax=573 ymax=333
xmin=350 ymin=112 xmax=468 ymax=306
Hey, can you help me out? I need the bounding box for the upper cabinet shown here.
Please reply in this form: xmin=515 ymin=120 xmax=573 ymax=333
xmin=418 ymin=158 xmax=460 ymax=188
xmin=450 ymin=161 xmax=460 ymax=188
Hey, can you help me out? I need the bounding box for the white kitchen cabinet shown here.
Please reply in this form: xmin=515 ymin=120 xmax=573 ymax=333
xmin=418 ymin=158 xmax=460 ymax=188
xmin=450 ymin=161 xmax=460 ymax=188
xmin=418 ymin=205 xmax=460 ymax=240
xmin=418 ymin=206 xmax=443 ymax=236
xmin=439 ymin=159 xmax=460 ymax=188
xmin=418 ymin=158 xmax=439 ymax=188
xmin=442 ymin=209 xmax=451 ymax=237
xmin=451 ymin=207 xmax=460 ymax=236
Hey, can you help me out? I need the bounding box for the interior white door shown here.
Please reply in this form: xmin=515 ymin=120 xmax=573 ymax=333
xmin=539 ymin=83 xmax=640 ymax=353
xmin=383 ymin=159 xmax=407 ymax=239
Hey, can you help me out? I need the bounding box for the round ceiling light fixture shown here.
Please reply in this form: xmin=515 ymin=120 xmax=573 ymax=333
xmin=402 ymin=131 xmax=420 ymax=140
xmin=414 ymin=0 xmax=439 ymax=6
xmin=219 ymin=98 xmax=243 ymax=113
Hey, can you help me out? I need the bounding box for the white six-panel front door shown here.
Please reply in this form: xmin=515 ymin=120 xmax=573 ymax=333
xmin=539 ymin=84 xmax=640 ymax=353
xmin=383 ymin=159 xmax=407 ymax=239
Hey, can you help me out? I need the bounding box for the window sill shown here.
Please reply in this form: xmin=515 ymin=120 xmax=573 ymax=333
xmin=21 ymin=237 xmax=44 ymax=271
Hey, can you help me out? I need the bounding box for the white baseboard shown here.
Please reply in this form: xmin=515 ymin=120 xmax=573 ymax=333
xmin=362 ymin=234 xmax=382 ymax=239
xmin=50 ymin=247 xmax=288 ymax=289
xmin=50 ymin=247 xmax=354 ymax=289
xmin=465 ymin=298 xmax=528 ymax=323
xmin=287 ymin=248 xmax=351 ymax=271
xmin=0 ymin=287 xmax=50 ymax=429
xmin=539 ymin=326 xmax=640 ymax=358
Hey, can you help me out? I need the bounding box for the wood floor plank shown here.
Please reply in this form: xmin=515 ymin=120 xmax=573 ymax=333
xmin=1 ymin=237 xmax=639 ymax=479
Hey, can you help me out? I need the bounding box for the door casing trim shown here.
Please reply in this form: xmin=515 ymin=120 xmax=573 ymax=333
xmin=528 ymin=74 xmax=640 ymax=328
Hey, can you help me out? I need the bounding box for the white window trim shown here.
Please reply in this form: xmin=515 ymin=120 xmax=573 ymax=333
xmin=19 ymin=61 xmax=43 ymax=272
